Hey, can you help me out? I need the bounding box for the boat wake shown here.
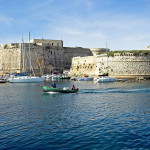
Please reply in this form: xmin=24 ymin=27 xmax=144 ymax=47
xmin=45 ymin=91 xmax=59 ymax=94
xmin=80 ymin=87 xmax=150 ymax=94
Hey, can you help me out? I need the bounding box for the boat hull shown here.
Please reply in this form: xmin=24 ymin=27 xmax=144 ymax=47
xmin=8 ymin=76 xmax=44 ymax=83
xmin=43 ymin=86 xmax=79 ymax=93
xmin=0 ymin=79 xmax=7 ymax=83
xmin=94 ymin=77 xmax=115 ymax=83
xmin=78 ymin=77 xmax=93 ymax=81
xmin=60 ymin=77 xmax=70 ymax=79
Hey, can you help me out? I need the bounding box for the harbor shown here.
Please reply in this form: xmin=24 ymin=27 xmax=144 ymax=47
xmin=1 ymin=0 xmax=150 ymax=149
xmin=0 ymin=80 xmax=150 ymax=149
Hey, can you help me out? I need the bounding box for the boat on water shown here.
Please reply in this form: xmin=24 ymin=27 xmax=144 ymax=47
xmin=78 ymin=75 xmax=93 ymax=81
xmin=43 ymin=86 xmax=79 ymax=93
xmin=8 ymin=33 xmax=44 ymax=83
xmin=60 ymin=76 xmax=70 ymax=79
xmin=94 ymin=76 xmax=116 ymax=83
xmin=8 ymin=76 xmax=44 ymax=83
xmin=0 ymin=78 xmax=7 ymax=83
xmin=78 ymin=77 xmax=93 ymax=81
xmin=70 ymin=77 xmax=78 ymax=81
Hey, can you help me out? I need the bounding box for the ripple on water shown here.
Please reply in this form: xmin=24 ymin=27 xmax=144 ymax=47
xmin=0 ymin=81 xmax=150 ymax=149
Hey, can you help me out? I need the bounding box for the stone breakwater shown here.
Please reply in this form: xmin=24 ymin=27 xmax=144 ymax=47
xmin=69 ymin=55 xmax=150 ymax=79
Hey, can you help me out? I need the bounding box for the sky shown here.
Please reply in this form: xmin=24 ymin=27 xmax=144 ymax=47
xmin=0 ymin=0 xmax=150 ymax=50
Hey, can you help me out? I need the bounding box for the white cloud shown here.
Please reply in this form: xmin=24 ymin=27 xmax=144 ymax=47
xmin=0 ymin=15 xmax=13 ymax=25
xmin=30 ymin=7 xmax=150 ymax=49
xmin=30 ymin=0 xmax=55 ymax=10
xmin=38 ymin=10 xmax=149 ymax=49
xmin=0 ymin=0 xmax=150 ymax=50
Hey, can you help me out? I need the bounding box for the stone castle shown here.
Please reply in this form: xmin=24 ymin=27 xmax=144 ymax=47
xmin=0 ymin=39 xmax=107 ymax=75
xmin=0 ymin=38 xmax=150 ymax=78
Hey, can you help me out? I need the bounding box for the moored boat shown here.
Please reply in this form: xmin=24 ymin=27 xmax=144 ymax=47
xmin=0 ymin=78 xmax=7 ymax=83
xmin=70 ymin=77 xmax=78 ymax=81
xmin=78 ymin=76 xmax=93 ymax=81
xmin=94 ymin=76 xmax=116 ymax=83
xmin=60 ymin=76 xmax=70 ymax=79
xmin=43 ymin=86 xmax=79 ymax=93
xmin=8 ymin=76 xmax=44 ymax=83
xmin=78 ymin=75 xmax=93 ymax=81
xmin=8 ymin=33 xmax=44 ymax=83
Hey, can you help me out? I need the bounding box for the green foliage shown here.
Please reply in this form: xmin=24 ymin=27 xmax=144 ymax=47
xmin=98 ymin=50 xmax=150 ymax=57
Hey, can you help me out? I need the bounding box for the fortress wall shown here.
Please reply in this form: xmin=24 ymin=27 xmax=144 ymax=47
xmin=70 ymin=55 xmax=150 ymax=78
xmin=1 ymin=39 xmax=149 ymax=78
xmin=108 ymin=56 xmax=150 ymax=78
xmin=0 ymin=45 xmax=22 ymax=75
xmin=69 ymin=56 xmax=97 ymax=77
xmin=43 ymin=44 xmax=65 ymax=73
xmin=29 ymin=43 xmax=45 ymax=75
xmin=64 ymin=47 xmax=93 ymax=69
xmin=21 ymin=43 xmax=64 ymax=75
xmin=0 ymin=41 xmax=65 ymax=75
xmin=0 ymin=39 xmax=94 ymax=75
xmin=95 ymin=55 xmax=108 ymax=76
xmin=0 ymin=43 xmax=46 ymax=76
xmin=31 ymin=39 xmax=63 ymax=48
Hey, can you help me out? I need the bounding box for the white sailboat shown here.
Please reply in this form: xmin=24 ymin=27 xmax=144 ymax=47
xmin=9 ymin=33 xmax=44 ymax=83
xmin=9 ymin=76 xmax=44 ymax=83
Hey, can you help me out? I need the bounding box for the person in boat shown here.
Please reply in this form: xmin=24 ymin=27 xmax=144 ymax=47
xmin=72 ymin=84 xmax=75 ymax=90
xmin=51 ymin=82 xmax=56 ymax=88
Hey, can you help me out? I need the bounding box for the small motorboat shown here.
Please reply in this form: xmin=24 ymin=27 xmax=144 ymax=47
xmin=70 ymin=77 xmax=78 ymax=81
xmin=60 ymin=76 xmax=70 ymax=79
xmin=78 ymin=75 xmax=93 ymax=81
xmin=78 ymin=77 xmax=93 ymax=81
xmin=94 ymin=77 xmax=116 ymax=83
xmin=43 ymin=86 xmax=79 ymax=93
xmin=0 ymin=78 xmax=7 ymax=83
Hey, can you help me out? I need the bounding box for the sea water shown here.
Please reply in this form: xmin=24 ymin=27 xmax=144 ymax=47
xmin=0 ymin=80 xmax=150 ymax=149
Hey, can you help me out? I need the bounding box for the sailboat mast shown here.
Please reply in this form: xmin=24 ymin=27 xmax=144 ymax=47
xmin=15 ymin=43 xmax=17 ymax=73
xmin=106 ymin=42 xmax=108 ymax=74
xmin=29 ymin=32 xmax=32 ymax=75
xmin=24 ymin=41 xmax=26 ymax=72
xmin=22 ymin=35 xmax=25 ymax=73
